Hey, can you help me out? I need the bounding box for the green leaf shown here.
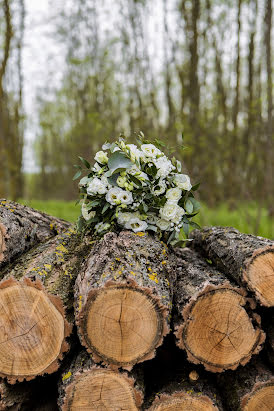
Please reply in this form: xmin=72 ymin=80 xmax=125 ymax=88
xmin=191 ymin=183 xmax=200 ymax=191
xmin=108 ymin=151 xmax=132 ymax=175
xmin=189 ymin=197 xmax=200 ymax=212
xmin=147 ymin=224 xmax=157 ymax=232
xmin=78 ymin=156 xmax=91 ymax=169
xmin=189 ymin=221 xmax=200 ymax=229
xmin=185 ymin=199 xmax=194 ymax=214
xmin=129 ymin=175 xmax=142 ymax=187
xmin=182 ymin=222 xmax=189 ymax=237
xmin=73 ymin=170 xmax=82 ymax=180
xmin=102 ymin=203 xmax=110 ymax=214
xmin=108 ymin=173 xmax=119 ymax=186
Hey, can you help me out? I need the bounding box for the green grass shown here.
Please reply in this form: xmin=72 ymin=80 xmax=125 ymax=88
xmin=19 ymin=199 xmax=273 ymax=239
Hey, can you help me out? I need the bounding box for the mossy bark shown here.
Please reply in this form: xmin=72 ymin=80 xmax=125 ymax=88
xmin=173 ymin=247 xmax=265 ymax=372
xmin=75 ymin=231 xmax=173 ymax=370
xmin=0 ymin=199 xmax=70 ymax=269
xmin=190 ymin=226 xmax=274 ymax=306
xmin=217 ymin=358 xmax=274 ymax=410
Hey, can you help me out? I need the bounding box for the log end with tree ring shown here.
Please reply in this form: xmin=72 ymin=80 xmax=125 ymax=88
xmin=0 ymin=277 xmax=71 ymax=382
xmin=175 ymin=284 xmax=265 ymax=373
xmin=77 ymin=282 xmax=169 ymax=369
xmin=244 ymin=246 xmax=274 ymax=307
xmin=241 ymin=380 xmax=274 ymax=411
xmin=62 ymin=369 xmax=143 ymax=411
xmin=149 ymin=393 xmax=218 ymax=411
xmin=0 ymin=222 xmax=7 ymax=263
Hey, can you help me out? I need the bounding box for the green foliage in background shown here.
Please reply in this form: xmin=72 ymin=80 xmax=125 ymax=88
xmin=19 ymin=199 xmax=273 ymax=240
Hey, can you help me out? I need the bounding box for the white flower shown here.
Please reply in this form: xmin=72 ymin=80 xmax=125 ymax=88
xmin=152 ymin=180 xmax=166 ymax=196
xmin=94 ymin=150 xmax=109 ymax=164
xmin=174 ymin=174 xmax=192 ymax=191
xmin=166 ymin=187 xmax=182 ymax=202
xmin=125 ymin=218 xmax=148 ymax=232
xmin=119 ymin=190 xmax=133 ymax=205
xmin=92 ymin=162 xmax=102 ymax=173
xmin=156 ymin=218 xmax=170 ymax=231
xmin=159 ymin=202 xmax=179 ymax=221
xmin=141 ymin=144 xmax=162 ymax=158
xmin=87 ymin=177 xmax=108 ymax=195
xmin=154 ymin=156 xmax=175 ymax=178
xmin=117 ymin=176 xmax=127 ymax=188
xmin=81 ymin=203 xmax=96 ymax=221
xmin=95 ymin=222 xmax=111 ymax=233
xmin=171 ymin=205 xmax=185 ymax=224
xmin=146 ymin=213 xmax=158 ymax=224
xmin=117 ymin=212 xmax=135 ymax=225
xmin=126 ymin=144 xmax=144 ymax=161
xmin=106 ymin=187 xmax=123 ymax=205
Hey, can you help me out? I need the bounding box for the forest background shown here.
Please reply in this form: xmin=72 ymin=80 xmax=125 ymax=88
xmin=0 ymin=0 xmax=273 ymax=237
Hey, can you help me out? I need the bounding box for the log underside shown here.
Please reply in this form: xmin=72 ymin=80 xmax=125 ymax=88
xmin=241 ymin=380 xmax=274 ymax=410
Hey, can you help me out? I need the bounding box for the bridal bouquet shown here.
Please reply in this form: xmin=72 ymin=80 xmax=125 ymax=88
xmin=74 ymin=134 xmax=200 ymax=244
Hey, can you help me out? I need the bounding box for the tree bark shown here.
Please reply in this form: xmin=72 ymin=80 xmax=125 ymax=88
xmin=58 ymin=350 xmax=143 ymax=411
xmin=0 ymin=200 xmax=71 ymax=269
xmin=75 ymin=231 xmax=173 ymax=370
xmin=0 ymin=228 xmax=92 ymax=382
xmin=217 ymin=358 xmax=274 ymax=410
xmin=190 ymin=226 xmax=274 ymax=307
xmin=173 ymin=247 xmax=264 ymax=373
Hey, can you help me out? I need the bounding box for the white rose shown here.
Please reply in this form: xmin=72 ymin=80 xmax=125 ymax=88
xmin=117 ymin=212 xmax=134 ymax=225
xmin=154 ymin=156 xmax=175 ymax=178
xmin=87 ymin=177 xmax=107 ymax=195
xmin=105 ymin=187 xmax=122 ymax=205
xmin=94 ymin=150 xmax=109 ymax=164
xmin=125 ymin=218 xmax=148 ymax=232
xmin=166 ymin=187 xmax=182 ymax=202
xmin=171 ymin=205 xmax=185 ymax=224
xmin=159 ymin=202 xmax=179 ymax=221
xmin=81 ymin=203 xmax=96 ymax=221
xmin=174 ymin=174 xmax=192 ymax=191
xmin=119 ymin=190 xmax=133 ymax=205
xmin=156 ymin=218 xmax=170 ymax=231
xmin=152 ymin=180 xmax=166 ymax=196
xmin=92 ymin=162 xmax=102 ymax=173
xmin=141 ymin=144 xmax=162 ymax=158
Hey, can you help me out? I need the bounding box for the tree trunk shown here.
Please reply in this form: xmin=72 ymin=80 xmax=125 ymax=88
xmin=173 ymin=247 xmax=264 ymax=373
xmin=0 ymin=200 xmax=71 ymax=269
xmin=217 ymin=358 xmax=274 ymax=410
xmin=75 ymin=231 xmax=173 ymax=370
xmin=0 ymin=228 xmax=92 ymax=382
xmin=190 ymin=226 xmax=274 ymax=307
xmin=58 ymin=350 xmax=143 ymax=410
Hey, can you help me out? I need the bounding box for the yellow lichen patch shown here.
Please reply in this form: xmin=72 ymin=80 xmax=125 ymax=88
xmin=56 ymin=244 xmax=68 ymax=253
xmin=148 ymin=274 xmax=159 ymax=284
xmin=130 ymin=271 xmax=136 ymax=276
xmin=78 ymin=295 xmax=83 ymax=311
xmin=44 ymin=264 xmax=52 ymax=270
xmin=135 ymin=232 xmax=145 ymax=237
xmin=162 ymin=260 xmax=167 ymax=265
xmin=62 ymin=371 xmax=72 ymax=381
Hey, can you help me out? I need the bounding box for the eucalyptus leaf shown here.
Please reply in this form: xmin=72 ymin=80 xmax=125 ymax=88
xmin=73 ymin=170 xmax=82 ymax=180
xmin=108 ymin=151 xmax=132 ymax=175
xmin=78 ymin=156 xmax=91 ymax=169
xmin=182 ymin=222 xmax=189 ymax=237
xmin=185 ymin=199 xmax=194 ymax=214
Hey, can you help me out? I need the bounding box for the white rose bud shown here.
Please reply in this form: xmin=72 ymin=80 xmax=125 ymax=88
xmin=94 ymin=150 xmax=109 ymax=164
xmin=166 ymin=187 xmax=182 ymax=202
xmin=141 ymin=144 xmax=162 ymax=158
xmin=174 ymin=174 xmax=192 ymax=191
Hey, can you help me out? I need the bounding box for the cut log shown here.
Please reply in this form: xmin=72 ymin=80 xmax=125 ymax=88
xmin=190 ymin=226 xmax=274 ymax=307
xmin=147 ymin=366 xmax=224 ymax=410
xmin=75 ymin=231 xmax=173 ymax=370
xmin=173 ymin=247 xmax=265 ymax=373
xmin=217 ymin=358 xmax=274 ymax=410
xmin=0 ymin=228 xmax=93 ymax=382
xmin=0 ymin=199 xmax=70 ymax=269
xmin=58 ymin=350 xmax=143 ymax=410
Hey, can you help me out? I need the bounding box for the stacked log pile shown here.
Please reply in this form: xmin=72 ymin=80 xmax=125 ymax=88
xmin=0 ymin=201 xmax=273 ymax=410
